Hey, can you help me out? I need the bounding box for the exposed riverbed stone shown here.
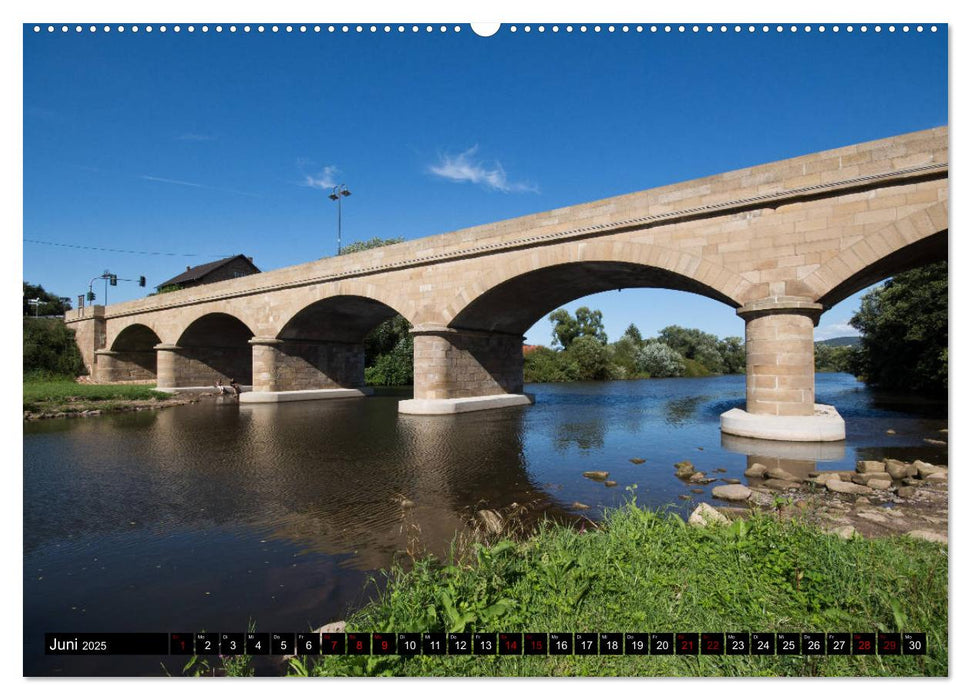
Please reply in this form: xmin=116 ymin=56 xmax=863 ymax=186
xmin=896 ymin=486 xmax=918 ymax=499
xmin=913 ymin=461 xmax=943 ymax=478
xmin=856 ymin=460 xmax=886 ymax=474
xmin=924 ymin=472 xmax=948 ymax=483
xmin=743 ymin=463 xmax=768 ymax=478
xmin=907 ymin=530 xmax=947 ymax=544
xmin=748 ymin=490 xmax=775 ymax=507
xmin=711 ymin=484 xmax=752 ymax=501
xmin=826 ymin=480 xmax=873 ymax=495
xmin=763 ymin=479 xmax=801 ymax=491
xmin=828 ymin=525 xmax=857 ymax=539
xmin=688 ymin=502 xmax=729 ymax=527
xmin=868 ymin=479 xmax=893 ymax=491
xmin=583 ymin=471 xmax=609 ymax=481
xmin=766 ymin=466 xmax=801 ymax=482
xmin=604 ymin=480 xmax=618 ymax=487
xmin=571 ymin=502 xmax=591 ymax=510
xmin=884 ymin=459 xmax=917 ymax=480
xmin=722 ymin=478 xmax=741 ymax=485
xmin=629 ymin=458 xmax=645 ymax=464
xmin=689 ymin=472 xmax=707 ymax=483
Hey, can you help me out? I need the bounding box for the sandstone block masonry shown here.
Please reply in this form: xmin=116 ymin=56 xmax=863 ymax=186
xmin=64 ymin=128 xmax=947 ymax=432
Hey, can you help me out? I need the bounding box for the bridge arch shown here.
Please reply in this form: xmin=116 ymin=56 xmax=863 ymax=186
xmin=803 ymin=202 xmax=948 ymax=308
xmin=440 ymin=239 xmax=751 ymax=333
xmin=169 ymin=312 xmax=255 ymax=386
xmin=95 ymin=323 xmax=162 ymax=382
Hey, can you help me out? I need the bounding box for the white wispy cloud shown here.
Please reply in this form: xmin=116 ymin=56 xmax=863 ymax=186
xmin=428 ymin=146 xmax=537 ymax=193
xmin=139 ymin=175 xmax=259 ymax=198
xmin=175 ymin=133 xmax=215 ymax=142
xmin=301 ymin=164 xmax=340 ymax=191
xmin=814 ymin=320 xmax=860 ymax=341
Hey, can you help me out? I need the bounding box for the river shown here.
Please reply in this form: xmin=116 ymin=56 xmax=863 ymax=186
xmin=23 ymin=373 xmax=947 ymax=675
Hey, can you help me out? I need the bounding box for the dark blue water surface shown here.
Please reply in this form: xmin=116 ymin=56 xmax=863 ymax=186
xmin=23 ymin=373 xmax=946 ymax=675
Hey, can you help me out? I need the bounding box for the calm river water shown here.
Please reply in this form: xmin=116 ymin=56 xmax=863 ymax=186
xmin=23 ymin=373 xmax=946 ymax=675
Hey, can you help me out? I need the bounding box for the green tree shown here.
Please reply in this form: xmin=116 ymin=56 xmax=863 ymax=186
xmin=849 ymin=261 xmax=947 ymax=395
xmin=621 ymin=323 xmax=643 ymax=345
xmin=815 ymin=343 xmax=854 ymax=373
xmin=523 ymin=346 xmax=579 ymax=383
xmin=548 ymin=307 xmax=607 ymax=349
xmin=634 ymin=341 xmax=686 ymax=378
xmin=717 ymin=336 xmax=746 ymax=374
xmin=339 ymin=236 xmax=404 ymax=256
xmin=23 ymin=282 xmax=71 ymax=316
xmin=657 ymin=325 xmax=725 ymax=373
xmin=564 ymin=336 xmax=615 ymax=380
xmin=24 ymin=318 xmax=86 ymax=378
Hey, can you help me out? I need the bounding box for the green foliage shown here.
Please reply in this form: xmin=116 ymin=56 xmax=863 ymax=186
xmin=657 ymin=325 xmax=726 ymax=373
xmin=340 ymin=237 xmax=405 ymax=256
xmin=23 ymin=318 xmax=86 ymax=378
xmin=23 ymin=282 xmax=71 ymax=315
xmin=365 ymin=335 xmax=414 ymax=386
xmin=717 ymin=336 xmax=745 ymax=374
xmin=363 ymin=315 xmax=414 ymax=386
xmin=634 ymin=341 xmax=685 ymax=378
xmin=563 ymin=336 xmax=615 ymax=381
xmin=548 ymin=307 xmax=607 ymax=349
xmin=23 ymin=378 xmax=169 ymax=411
xmin=307 ymin=504 xmax=947 ymax=677
xmin=622 ymin=323 xmax=643 ymax=344
xmin=814 ymin=343 xmax=855 ymax=373
xmin=523 ymin=346 xmax=579 ymax=383
xmin=152 ymin=283 xmax=184 ymax=295
xmin=849 ymin=262 xmax=947 ymax=394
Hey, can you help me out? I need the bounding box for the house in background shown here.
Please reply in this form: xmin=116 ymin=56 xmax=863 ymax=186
xmin=156 ymin=254 xmax=260 ymax=292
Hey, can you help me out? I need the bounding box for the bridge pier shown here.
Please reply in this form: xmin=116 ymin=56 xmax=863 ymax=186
xmin=398 ymin=325 xmax=533 ymax=414
xmin=94 ymin=349 xmax=156 ymax=382
xmin=241 ymin=337 xmax=370 ymax=403
xmin=720 ymin=297 xmax=845 ymax=441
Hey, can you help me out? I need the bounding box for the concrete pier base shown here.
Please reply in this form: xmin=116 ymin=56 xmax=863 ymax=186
xmin=398 ymin=393 xmax=534 ymax=415
xmin=720 ymin=404 xmax=846 ymax=442
xmin=240 ymin=387 xmax=372 ymax=403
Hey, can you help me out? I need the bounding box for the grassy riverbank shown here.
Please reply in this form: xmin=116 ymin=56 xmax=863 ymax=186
xmin=23 ymin=375 xmax=172 ymax=415
xmin=291 ymin=504 xmax=946 ymax=677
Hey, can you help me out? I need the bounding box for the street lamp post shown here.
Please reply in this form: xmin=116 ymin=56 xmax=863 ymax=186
xmin=328 ymin=184 xmax=351 ymax=255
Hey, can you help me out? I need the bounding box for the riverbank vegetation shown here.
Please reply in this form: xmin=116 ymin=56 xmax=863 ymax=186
xmin=848 ymin=261 xmax=947 ymax=395
xmin=23 ymin=377 xmax=170 ymax=414
xmin=524 ymin=310 xmax=745 ymax=383
xmin=281 ymin=502 xmax=945 ymax=677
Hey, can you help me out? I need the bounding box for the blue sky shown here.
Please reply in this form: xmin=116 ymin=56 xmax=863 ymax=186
xmin=22 ymin=22 xmax=947 ymax=345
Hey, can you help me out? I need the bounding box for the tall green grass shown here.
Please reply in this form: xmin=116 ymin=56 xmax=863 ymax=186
xmin=23 ymin=377 xmax=168 ymax=411
xmin=300 ymin=504 xmax=946 ymax=677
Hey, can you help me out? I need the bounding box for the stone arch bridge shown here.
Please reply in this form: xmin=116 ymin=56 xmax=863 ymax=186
xmin=65 ymin=127 xmax=947 ymax=441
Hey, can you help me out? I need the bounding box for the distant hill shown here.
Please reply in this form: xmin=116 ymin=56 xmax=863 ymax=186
xmin=816 ymin=336 xmax=861 ymax=348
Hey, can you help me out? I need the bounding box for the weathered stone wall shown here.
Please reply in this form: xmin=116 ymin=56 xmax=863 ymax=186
xmin=94 ymin=350 xmax=156 ymax=382
xmin=159 ymin=346 xmax=252 ymax=387
xmin=65 ymin=307 xmax=105 ymax=376
xmin=274 ymin=341 xmax=364 ymax=391
xmin=412 ymin=329 xmax=523 ymax=400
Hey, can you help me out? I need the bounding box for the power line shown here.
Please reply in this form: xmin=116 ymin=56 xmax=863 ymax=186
xmin=24 ymin=238 xmax=235 ymax=258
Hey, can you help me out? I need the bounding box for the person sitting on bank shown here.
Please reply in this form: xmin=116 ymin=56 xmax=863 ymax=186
xmin=229 ymin=378 xmax=241 ymax=398
xmin=215 ymin=379 xmax=231 ymax=395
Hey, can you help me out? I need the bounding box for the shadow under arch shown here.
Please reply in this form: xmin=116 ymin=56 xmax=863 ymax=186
xmin=176 ymin=312 xmax=255 ymax=385
xmin=265 ymin=295 xmax=412 ymax=391
xmin=448 ymin=260 xmax=740 ymax=336
xmin=99 ymin=323 xmax=162 ymax=380
xmin=277 ymin=294 xmax=406 ymax=343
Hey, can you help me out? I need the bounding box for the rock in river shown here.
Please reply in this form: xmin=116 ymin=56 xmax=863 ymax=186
xmin=743 ymin=463 xmax=768 ymax=478
xmin=856 ymin=460 xmax=886 ymax=474
xmin=629 ymin=458 xmax=645 ymax=464
xmin=582 ymin=471 xmax=610 ymax=481
xmin=674 ymin=460 xmax=695 ymax=478
xmin=711 ymin=484 xmax=751 ymax=501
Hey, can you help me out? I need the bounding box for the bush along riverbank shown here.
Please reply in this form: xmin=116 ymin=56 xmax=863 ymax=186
xmin=231 ymin=496 xmax=947 ymax=678
xmin=23 ymin=375 xmax=195 ymax=419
